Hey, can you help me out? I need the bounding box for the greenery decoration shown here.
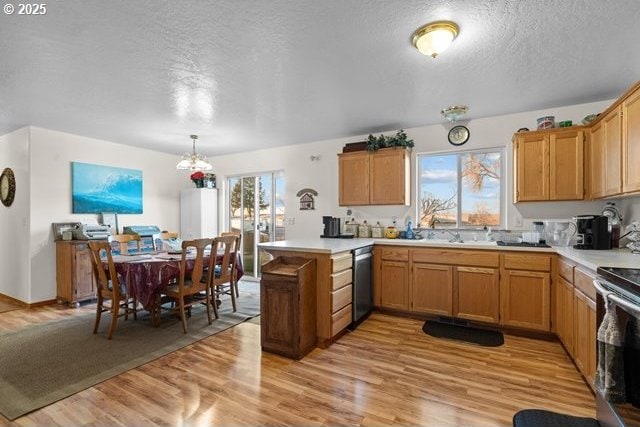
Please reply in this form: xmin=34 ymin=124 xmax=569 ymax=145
xmin=366 ymin=129 xmax=414 ymax=151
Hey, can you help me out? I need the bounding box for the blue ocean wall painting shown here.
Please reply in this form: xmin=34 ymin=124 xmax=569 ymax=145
xmin=72 ymin=162 xmax=143 ymax=214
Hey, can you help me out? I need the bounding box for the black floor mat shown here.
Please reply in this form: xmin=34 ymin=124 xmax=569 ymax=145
xmin=512 ymin=409 xmax=600 ymax=427
xmin=422 ymin=320 xmax=504 ymax=347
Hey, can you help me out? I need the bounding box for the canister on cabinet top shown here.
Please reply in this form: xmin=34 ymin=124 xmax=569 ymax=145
xmin=358 ymin=220 xmax=372 ymax=238
xmin=371 ymin=221 xmax=384 ymax=238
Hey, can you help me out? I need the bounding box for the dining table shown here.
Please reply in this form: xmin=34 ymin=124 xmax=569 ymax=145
xmin=109 ymin=251 xmax=244 ymax=326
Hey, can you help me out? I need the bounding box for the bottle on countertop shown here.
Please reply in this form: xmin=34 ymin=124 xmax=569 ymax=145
xmin=486 ymin=227 xmax=494 ymax=242
xmin=406 ymin=220 xmax=414 ymax=240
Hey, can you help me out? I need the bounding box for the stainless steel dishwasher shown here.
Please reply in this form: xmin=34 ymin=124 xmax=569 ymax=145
xmin=351 ymin=245 xmax=373 ymax=328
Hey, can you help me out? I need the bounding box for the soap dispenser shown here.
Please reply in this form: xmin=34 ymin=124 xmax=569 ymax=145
xmin=406 ymin=220 xmax=414 ymax=240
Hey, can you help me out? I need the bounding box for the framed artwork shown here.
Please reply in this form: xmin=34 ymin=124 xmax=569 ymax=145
xmin=72 ymin=162 xmax=143 ymax=214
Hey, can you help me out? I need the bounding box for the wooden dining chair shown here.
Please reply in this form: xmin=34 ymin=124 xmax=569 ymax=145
xmin=220 ymin=231 xmax=241 ymax=297
xmin=110 ymin=234 xmax=141 ymax=254
xmin=161 ymin=238 xmax=213 ymax=333
xmin=88 ymin=240 xmax=138 ymax=339
xmin=210 ymin=235 xmax=239 ymax=313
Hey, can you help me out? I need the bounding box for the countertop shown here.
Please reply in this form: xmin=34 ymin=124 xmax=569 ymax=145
xmin=258 ymin=238 xmax=640 ymax=270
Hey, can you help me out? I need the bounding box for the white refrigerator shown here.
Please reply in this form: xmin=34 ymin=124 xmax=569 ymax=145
xmin=180 ymin=188 xmax=218 ymax=239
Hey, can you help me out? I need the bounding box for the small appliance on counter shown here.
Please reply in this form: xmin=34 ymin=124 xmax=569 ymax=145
xmin=573 ymin=215 xmax=611 ymax=250
xmin=320 ymin=216 xmax=354 ymax=238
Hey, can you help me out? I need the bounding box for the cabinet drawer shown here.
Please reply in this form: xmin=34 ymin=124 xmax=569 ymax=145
xmin=503 ymin=253 xmax=551 ymax=272
xmin=380 ymin=246 xmax=409 ymax=261
xmin=331 ymin=303 xmax=352 ymax=336
xmin=575 ymin=268 xmax=597 ymax=301
xmin=331 ymin=268 xmax=352 ymax=291
xmin=331 ymin=252 xmax=352 ymax=273
xmin=558 ymin=258 xmax=575 ymax=284
xmin=332 ymin=284 xmax=352 ymax=313
xmin=412 ymin=248 xmax=499 ymax=267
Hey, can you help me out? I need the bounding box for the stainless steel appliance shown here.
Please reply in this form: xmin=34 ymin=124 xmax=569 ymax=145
xmin=320 ymin=216 xmax=354 ymax=238
xmin=594 ymin=267 xmax=640 ymax=426
xmin=574 ymin=215 xmax=611 ymax=249
xmin=351 ymin=245 xmax=373 ymax=329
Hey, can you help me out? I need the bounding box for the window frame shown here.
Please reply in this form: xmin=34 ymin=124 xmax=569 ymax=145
xmin=415 ymin=147 xmax=506 ymax=229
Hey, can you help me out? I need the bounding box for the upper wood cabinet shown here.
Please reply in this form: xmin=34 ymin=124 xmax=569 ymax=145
xmin=338 ymin=147 xmax=409 ymax=206
xmin=623 ymin=85 xmax=640 ymax=193
xmin=513 ymin=128 xmax=584 ymax=202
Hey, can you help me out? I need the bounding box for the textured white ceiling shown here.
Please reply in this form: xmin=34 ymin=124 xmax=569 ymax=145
xmin=1 ymin=0 xmax=639 ymax=156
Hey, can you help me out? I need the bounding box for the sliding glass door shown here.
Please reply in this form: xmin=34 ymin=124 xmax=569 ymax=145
xmin=227 ymin=171 xmax=285 ymax=278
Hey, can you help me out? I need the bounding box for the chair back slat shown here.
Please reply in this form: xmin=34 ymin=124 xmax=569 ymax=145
xmin=179 ymin=238 xmax=212 ymax=292
xmin=88 ymin=240 xmax=120 ymax=300
xmin=210 ymin=235 xmax=237 ymax=285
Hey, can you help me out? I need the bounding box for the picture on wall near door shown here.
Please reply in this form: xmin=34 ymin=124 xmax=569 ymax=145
xmin=71 ymin=162 xmax=143 ymax=214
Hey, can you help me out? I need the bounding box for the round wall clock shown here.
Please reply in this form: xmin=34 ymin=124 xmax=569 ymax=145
xmin=448 ymin=125 xmax=470 ymax=146
xmin=0 ymin=168 xmax=16 ymax=207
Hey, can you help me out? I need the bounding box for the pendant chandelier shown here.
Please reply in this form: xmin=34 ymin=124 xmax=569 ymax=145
xmin=176 ymin=134 xmax=212 ymax=171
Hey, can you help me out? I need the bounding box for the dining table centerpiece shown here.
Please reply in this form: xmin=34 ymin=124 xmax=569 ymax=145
xmin=190 ymin=171 xmax=205 ymax=188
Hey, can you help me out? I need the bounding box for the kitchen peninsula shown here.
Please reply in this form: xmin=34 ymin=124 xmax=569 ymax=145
xmin=259 ymin=237 xmax=638 ymax=390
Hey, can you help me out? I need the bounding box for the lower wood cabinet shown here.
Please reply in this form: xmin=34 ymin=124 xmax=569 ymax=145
xmin=455 ymin=266 xmax=499 ymax=324
xmin=411 ymin=263 xmax=453 ymax=316
xmin=555 ymin=276 xmax=575 ymax=355
xmin=56 ymin=241 xmax=96 ymax=307
xmin=500 ymin=269 xmax=550 ymax=331
xmin=574 ymin=287 xmax=597 ymax=387
xmin=380 ymin=260 xmax=409 ymax=310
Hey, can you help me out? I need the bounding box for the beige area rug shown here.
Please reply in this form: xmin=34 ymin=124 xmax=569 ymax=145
xmin=0 ymin=291 xmax=260 ymax=420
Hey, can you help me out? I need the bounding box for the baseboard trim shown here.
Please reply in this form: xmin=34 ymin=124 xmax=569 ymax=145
xmin=0 ymin=293 xmax=58 ymax=309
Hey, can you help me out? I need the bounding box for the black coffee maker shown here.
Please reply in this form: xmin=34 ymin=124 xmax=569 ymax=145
xmin=573 ymin=215 xmax=611 ymax=249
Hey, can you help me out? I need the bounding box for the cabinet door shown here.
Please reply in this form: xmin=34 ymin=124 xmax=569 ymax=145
xmin=73 ymin=244 xmax=96 ymax=300
xmin=623 ymin=86 xmax=640 ymax=193
xmin=590 ymin=122 xmax=606 ymax=199
xmin=603 ymin=106 xmax=623 ymax=197
xmin=556 ymin=276 xmax=574 ymax=356
xmin=369 ymin=148 xmax=409 ymax=205
xmin=500 ymin=270 xmax=550 ymax=331
xmin=261 ymin=277 xmax=297 ymax=355
xmin=574 ymin=289 xmax=597 ymax=387
xmin=549 ymin=130 xmax=584 ymax=200
xmin=514 ymin=133 xmax=549 ymax=201
xmin=338 ymin=152 xmax=370 ymax=206
xmin=380 ymin=260 xmax=409 ymax=310
xmin=454 ymin=266 xmax=499 ymax=324
xmin=411 ymin=263 xmax=453 ymax=316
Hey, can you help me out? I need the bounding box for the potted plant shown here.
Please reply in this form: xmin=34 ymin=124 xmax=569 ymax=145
xmin=366 ymin=129 xmax=414 ymax=151
xmin=190 ymin=171 xmax=205 ymax=188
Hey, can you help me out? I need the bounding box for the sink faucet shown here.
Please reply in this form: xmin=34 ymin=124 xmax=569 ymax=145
xmin=444 ymin=229 xmax=464 ymax=243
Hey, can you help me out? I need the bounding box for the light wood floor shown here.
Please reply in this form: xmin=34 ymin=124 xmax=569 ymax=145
xmin=0 ymin=304 xmax=595 ymax=426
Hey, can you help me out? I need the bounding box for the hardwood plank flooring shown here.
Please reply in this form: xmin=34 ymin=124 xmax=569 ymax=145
xmin=0 ymin=305 xmax=595 ymax=426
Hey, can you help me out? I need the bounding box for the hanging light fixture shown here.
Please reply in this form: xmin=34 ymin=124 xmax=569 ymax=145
xmin=412 ymin=21 xmax=459 ymax=58
xmin=176 ymin=134 xmax=213 ymax=171
xmin=441 ymin=105 xmax=468 ymax=122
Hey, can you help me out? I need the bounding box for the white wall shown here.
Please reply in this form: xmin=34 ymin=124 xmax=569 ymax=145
xmin=212 ymin=98 xmax=640 ymax=240
xmin=0 ymin=127 xmax=30 ymax=301
xmin=28 ymin=127 xmax=185 ymax=303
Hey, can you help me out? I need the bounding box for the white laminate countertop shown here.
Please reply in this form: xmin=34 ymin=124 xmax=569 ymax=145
xmin=258 ymin=238 xmax=640 ymax=271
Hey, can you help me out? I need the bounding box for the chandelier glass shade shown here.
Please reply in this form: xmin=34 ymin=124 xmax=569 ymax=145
xmin=176 ymin=134 xmax=212 ymax=171
xmin=441 ymin=105 xmax=469 ymax=122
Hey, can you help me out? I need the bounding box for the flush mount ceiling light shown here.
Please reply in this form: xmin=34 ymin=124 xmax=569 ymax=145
xmin=412 ymin=21 xmax=459 ymax=58
xmin=441 ymin=105 xmax=468 ymax=122
xmin=176 ymin=134 xmax=213 ymax=171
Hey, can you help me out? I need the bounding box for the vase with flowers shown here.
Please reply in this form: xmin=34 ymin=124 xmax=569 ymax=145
xmin=190 ymin=171 xmax=205 ymax=188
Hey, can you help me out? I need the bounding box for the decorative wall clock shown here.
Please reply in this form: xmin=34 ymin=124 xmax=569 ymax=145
xmin=448 ymin=125 xmax=470 ymax=146
xmin=0 ymin=168 xmax=16 ymax=207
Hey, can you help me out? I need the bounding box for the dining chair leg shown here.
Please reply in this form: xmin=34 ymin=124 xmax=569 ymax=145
xmin=178 ymin=297 xmax=188 ymax=334
xmin=231 ymin=286 xmax=237 ymax=312
xmin=93 ymin=296 xmax=103 ymax=334
xmin=211 ymin=287 xmax=219 ymax=319
xmin=234 ymin=278 xmax=239 ymax=298
xmin=205 ymin=288 xmax=212 ymax=325
xmin=107 ymin=299 xmax=119 ymax=340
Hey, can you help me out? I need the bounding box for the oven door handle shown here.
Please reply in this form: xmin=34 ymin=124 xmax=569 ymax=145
xmin=593 ymin=279 xmax=640 ymax=316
